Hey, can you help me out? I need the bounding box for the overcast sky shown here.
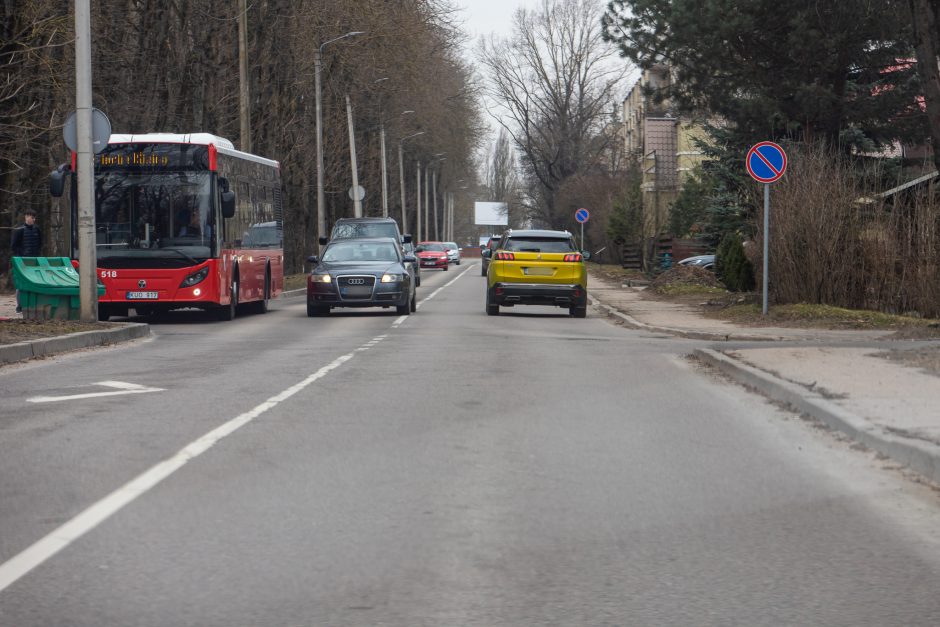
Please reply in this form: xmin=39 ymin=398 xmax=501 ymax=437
xmin=458 ymin=0 xmax=530 ymax=43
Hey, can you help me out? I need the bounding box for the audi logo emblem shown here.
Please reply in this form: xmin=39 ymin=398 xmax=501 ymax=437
xmin=138 ymin=280 xmax=147 ymax=288
xmin=346 ymin=278 xmax=366 ymax=285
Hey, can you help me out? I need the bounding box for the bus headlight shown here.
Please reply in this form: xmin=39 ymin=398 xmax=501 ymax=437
xmin=179 ymin=267 xmax=209 ymax=288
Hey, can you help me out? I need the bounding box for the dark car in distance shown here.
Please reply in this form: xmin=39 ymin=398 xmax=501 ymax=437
xmin=480 ymin=235 xmax=501 ymax=275
xmin=307 ymin=237 xmax=417 ymax=316
xmin=319 ymin=216 xmax=411 ymax=247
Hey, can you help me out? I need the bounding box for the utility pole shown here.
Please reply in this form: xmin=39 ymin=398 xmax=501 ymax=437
xmin=75 ymin=0 xmax=97 ymax=322
xmin=398 ymin=131 xmax=423 ymax=237
xmin=237 ymin=0 xmax=251 ymax=152
xmin=346 ymin=94 xmax=362 ymax=217
xmin=315 ymin=32 xmax=365 ymax=249
xmin=416 ymin=162 xmax=422 ymax=243
xmin=380 ymin=121 xmax=388 ymax=217
xmin=424 ymin=166 xmax=430 ymax=241
xmin=432 ymin=170 xmax=439 ymax=241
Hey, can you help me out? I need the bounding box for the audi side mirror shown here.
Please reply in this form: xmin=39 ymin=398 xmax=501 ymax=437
xmin=403 ymin=255 xmax=416 ymax=263
xmin=307 ymin=255 xmax=319 ymax=264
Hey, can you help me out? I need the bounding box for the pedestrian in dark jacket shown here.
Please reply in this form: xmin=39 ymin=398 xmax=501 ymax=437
xmin=11 ymin=208 xmax=42 ymax=313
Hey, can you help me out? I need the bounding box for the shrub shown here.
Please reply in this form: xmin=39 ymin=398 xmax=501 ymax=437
xmin=716 ymin=233 xmax=755 ymax=292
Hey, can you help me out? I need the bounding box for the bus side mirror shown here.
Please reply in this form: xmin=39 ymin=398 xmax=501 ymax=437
xmin=221 ymin=191 xmax=236 ymax=218
xmin=50 ymin=165 xmax=69 ymax=197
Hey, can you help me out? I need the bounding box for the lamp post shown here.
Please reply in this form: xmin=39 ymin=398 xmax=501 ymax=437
xmin=380 ymin=108 xmax=413 ymax=218
xmin=429 ymin=153 xmax=446 ymax=241
xmin=398 ymin=131 xmax=424 ymax=236
xmin=315 ymin=31 xmax=364 ymax=247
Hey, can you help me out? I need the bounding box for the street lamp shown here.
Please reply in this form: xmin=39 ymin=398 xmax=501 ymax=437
xmin=398 ymin=131 xmax=424 ymax=236
xmin=429 ymin=153 xmax=446 ymax=241
xmin=315 ymin=31 xmax=365 ymax=248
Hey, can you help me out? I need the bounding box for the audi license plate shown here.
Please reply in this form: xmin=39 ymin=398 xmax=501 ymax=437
xmin=126 ymin=291 xmax=159 ymax=300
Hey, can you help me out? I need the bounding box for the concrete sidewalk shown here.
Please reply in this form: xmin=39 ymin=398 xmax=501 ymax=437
xmin=588 ymin=270 xmax=940 ymax=486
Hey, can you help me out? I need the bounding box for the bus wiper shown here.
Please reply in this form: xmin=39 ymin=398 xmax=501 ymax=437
xmin=160 ymin=248 xmax=199 ymax=265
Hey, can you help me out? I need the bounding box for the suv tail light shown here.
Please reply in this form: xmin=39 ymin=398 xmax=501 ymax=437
xmin=563 ymin=253 xmax=583 ymax=262
xmin=495 ymin=251 xmax=515 ymax=260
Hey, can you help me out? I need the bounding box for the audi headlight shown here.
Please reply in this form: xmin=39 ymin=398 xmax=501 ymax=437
xmin=381 ymin=273 xmax=403 ymax=283
xmin=179 ymin=266 xmax=209 ymax=288
xmin=311 ymin=273 xmax=332 ymax=283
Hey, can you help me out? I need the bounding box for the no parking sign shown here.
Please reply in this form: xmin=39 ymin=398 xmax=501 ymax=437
xmin=746 ymin=141 xmax=788 ymax=316
xmin=746 ymin=142 xmax=787 ymax=183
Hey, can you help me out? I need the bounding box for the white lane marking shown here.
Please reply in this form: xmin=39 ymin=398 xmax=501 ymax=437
xmin=0 ymin=341 xmax=373 ymax=593
xmin=27 ymin=381 xmax=165 ymax=404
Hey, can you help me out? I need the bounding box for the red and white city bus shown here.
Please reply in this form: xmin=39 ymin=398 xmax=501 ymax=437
xmin=51 ymin=133 xmax=284 ymax=320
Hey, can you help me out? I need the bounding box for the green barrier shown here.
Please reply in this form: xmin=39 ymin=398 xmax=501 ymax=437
xmin=11 ymin=257 xmax=104 ymax=320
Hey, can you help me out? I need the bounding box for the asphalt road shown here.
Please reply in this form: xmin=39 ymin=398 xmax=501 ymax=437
xmin=1 ymin=261 xmax=939 ymax=626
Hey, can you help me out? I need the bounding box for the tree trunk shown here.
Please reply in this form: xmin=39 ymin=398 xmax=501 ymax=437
xmin=910 ymin=0 xmax=940 ymax=173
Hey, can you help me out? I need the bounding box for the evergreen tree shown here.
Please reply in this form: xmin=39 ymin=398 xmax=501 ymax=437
xmin=602 ymin=0 xmax=923 ymax=150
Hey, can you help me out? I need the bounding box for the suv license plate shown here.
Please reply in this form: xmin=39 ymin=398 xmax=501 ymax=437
xmin=127 ymin=291 xmax=158 ymax=300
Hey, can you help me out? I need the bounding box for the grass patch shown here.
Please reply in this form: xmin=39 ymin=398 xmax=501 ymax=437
xmin=710 ymin=302 xmax=940 ymax=329
xmin=654 ymin=284 xmax=728 ymax=297
xmin=587 ymin=263 xmax=646 ymax=284
xmin=0 ymin=319 xmax=105 ymax=345
xmin=284 ymin=273 xmax=307 ymax=291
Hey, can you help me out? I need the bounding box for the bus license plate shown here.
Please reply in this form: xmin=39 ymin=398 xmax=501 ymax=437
xmin=126 ymin=291 xmax=158 ymax=300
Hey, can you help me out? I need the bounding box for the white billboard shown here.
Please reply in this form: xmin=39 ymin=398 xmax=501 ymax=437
xmin=474 ymin=201 xmax=508 ymax=226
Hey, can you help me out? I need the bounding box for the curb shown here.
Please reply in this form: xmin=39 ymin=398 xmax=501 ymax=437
xmin=589 ymin=295 xmax=778 ymax=342
xmin=0 ymin=323 xmax=151 ymax=366
xmin=694 ymin=348 xmax=940 ymax=486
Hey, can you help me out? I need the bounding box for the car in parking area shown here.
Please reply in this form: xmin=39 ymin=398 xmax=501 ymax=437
xmin=415 ymin=242 xmax=449 ymax=271
xmin=443 ymin=241 xmax=461 ymax=265
xmin=306 ymin=237 xmax=417 ymax=316
xmin=483 ymin=229 xmax=590 ymax=317
xmin=677 ymin=254 xmax=715 ymax=270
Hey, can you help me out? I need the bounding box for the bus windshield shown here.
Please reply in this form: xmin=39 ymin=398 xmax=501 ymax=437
xmin=93 ymin=171 xmax=216 ymax=266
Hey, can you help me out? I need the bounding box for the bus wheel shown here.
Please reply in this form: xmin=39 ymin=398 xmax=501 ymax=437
xmin=253 ymin=271 xmax=271 ymax=314
xmin=98 ymin=306 xmax=111 ymax=321
xmin=218 ymin=278 xmax=238 ymax=321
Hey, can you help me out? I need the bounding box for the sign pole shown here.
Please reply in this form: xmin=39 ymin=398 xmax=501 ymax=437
xmin=763 ymin=183 xmax=769 ymax=316
xmin=580 ymin=222 xmax=584 ymax=251
xmin=745 ymin=141 xmax=787 ymax=317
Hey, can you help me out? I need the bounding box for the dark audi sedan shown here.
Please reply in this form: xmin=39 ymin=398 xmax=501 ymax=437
xmin=306 ymin=237 xmax=417 ymax=316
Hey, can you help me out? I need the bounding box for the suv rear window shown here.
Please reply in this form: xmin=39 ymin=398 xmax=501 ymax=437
xmin=332 ymin=222 xmax=399 ymax=240
xmin=503 ymin=237 xmax=574 ymax=253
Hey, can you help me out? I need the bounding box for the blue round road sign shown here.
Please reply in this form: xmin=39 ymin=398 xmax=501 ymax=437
xmin=575 ymin=208 xmax=590 ymax=223
xmin=746 ymin=142 xmax=787 ymax=183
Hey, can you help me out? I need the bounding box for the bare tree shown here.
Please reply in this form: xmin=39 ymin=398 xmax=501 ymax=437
xmin=477 ymin=0 xmax=627 ymax=229
xmin=483 ymin=128 xmax=523 ymax=227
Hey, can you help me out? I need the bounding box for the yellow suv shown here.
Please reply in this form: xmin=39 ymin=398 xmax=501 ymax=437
xmin=484 ymin=229 xmax=590 ymax=317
